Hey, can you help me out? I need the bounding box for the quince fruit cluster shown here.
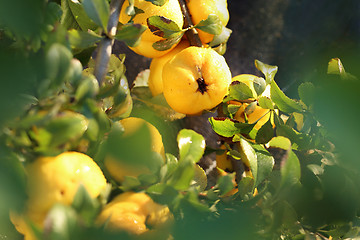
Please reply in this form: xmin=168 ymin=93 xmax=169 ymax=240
xmin=120 ymin=0 xmax=232 ymax=115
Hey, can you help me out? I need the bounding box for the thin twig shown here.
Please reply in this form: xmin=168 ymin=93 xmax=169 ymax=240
xmin=94 ymin=0 xmax=125 ymax=85
xmin=178 ymin=0 xmax=202 ymax=47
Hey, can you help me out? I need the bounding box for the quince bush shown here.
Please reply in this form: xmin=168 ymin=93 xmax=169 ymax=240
xmin=1 ymin=0 xmax=360 ymax=240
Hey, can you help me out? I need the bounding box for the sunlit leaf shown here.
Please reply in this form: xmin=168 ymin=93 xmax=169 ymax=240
xmin=255 ymin=60 xmax=278 ymax=84
xmin=258 ymin=96 xmax=274 ymax=110
xmin=194 ymin=14 xmax=223 ymax=35
xmin=147 ymin=15 xmax=182 ymax=38
xmin=145 ymin=0 xmax=167 ymax=6
xmin=268 ymin=136 xmax=291 ymax=150
xmin=270 ymin=80 xmax=303 ymax=113
xmin=238 ymin=138 xmax=257 ymax=186
xmin=327 ymin=58 xmax=345 ymax=75
xmin=191 ymin=164 xmax=207 ymax=191
xmin=209 ymin=27 xmax=232 ymax=47
xmin=177 ymin=129 xmax=205 ymax=163
xmin=225 ymin=81 xmax=254 ymax=101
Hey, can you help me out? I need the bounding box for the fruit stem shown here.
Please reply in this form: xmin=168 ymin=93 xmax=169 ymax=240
xmin=178 ymin=0 xmax=203 ymax=47
xmin=94 ymin=0 xmax=125 ymax=85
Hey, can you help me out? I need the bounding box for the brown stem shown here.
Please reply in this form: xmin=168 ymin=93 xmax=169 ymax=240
xmin=178 ymin=0 xmax=202 ymax=47
xmin=94 ymin=0 xmax=125 ymax=85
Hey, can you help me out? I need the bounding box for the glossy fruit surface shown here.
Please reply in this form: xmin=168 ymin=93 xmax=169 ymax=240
xmin=148 ymin=40 xmax=190 ymax=96
xmin=97 ymin=192 xmax=172 ymax=235
xmin=11 ymin=152 xmax=107 ymax=240
xmin=162 ymin=46 xmax=232 ymax=115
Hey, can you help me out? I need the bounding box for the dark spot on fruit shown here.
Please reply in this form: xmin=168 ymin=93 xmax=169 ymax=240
xmin=196 ymin=77 xmax=208 ymax=94
xmin=60 ymin=190 xmax=65 ymax=195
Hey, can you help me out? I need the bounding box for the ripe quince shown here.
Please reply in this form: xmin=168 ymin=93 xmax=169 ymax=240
xmin=10 ymin=152 xmax=107 ymax=240
xmin=97 ymin=191 xmax=173 ymax=235
xmin=119 ymin=0 xmax=184 ymax=58
xmin=162 ymin=46 xmax=232 ymax=115
xmin=104 ymin=117 xmax=165 ymax=182
xmin=148 ymin=40 xmax=190 ymax=96
xmin=187 ymin=0 xmax=229 ymax=44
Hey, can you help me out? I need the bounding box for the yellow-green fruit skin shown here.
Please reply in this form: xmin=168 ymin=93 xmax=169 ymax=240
xmin=119 ymin=0 xmax=184 ymax=58
xmin=162 ymin=46 xmax=232 ymax=115
xmin=148 ymin=41 xmax=190 ymax=96
xmin=11 ymin=152 xmax=107 ymax=240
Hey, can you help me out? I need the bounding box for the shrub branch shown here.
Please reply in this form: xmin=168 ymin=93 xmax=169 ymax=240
xmin=178 ymin=0 xmax=202 ymax=47
xmin=94 ymin=0 xmax=125 ymax=85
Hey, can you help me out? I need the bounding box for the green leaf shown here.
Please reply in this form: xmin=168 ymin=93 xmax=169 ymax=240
xmin=167 ymin=160 xmax=195 ymax=190
xmin=147 ymin=15 xmax=182 ymax=38
xmin=72 ymin=185 xmax=100 ymax=224
xmin=177 ymin=129 xmax=205 ymax=163
xmin=270 ymin=80 xmax=303 ymax=113
xmin=145 ymin=0 xmax=167 ymax=6
xmin=194 ymin=14 xmax=223 ymax=35
xmin=252 ymin=145 xmax=275 ymax=187
xmin=225 ymin=81 xmax=255 ymax=101
xmin=61 ymin=0 xmax=98 ymax=31
xmin=45 ymin=43 xmax=72 ymax=90
xmin=255 ymin=59 xmax=278 ymax=84
xmin=268 ymin=136 xmax=291 ymax=150
xmin=258 ymin=96 xmax=274 ymax=109
xmin=255 ymin=118 xmax=274 ymax=144
xmin=280 ymin=150 xmax=301 ymax=189
xmin=209 ymin=27 xmax=232 ymax=47
xmin=209 ymin=117 xmax=255 ymax=138
xmin=82 ymin=0 xmax=110 ymax=31
xmin=238 ymin=138 xmax=257 ymax=187
xmin=68 ymin=29 xmax=103 ymax=49
xmin=43 ymin=112 xmax=89 ymax=149
xmin=103 ymin=121 xmax=153 ymax=168
xmin=327 ymin=58 xmax=346 ymax=75
xmin=253 ymin=77 xmax=267 ymax=96
xmin=75 ymin=75 xmax=100 ymax=101
xmin=44 ymin=204 xmax=78 ymax=239
xmin=121 ymin=176 xmax=142 ymax=191
xmin=146 ymin=183 xmax=179 ymax=205
xmin=218 ymin=173 xmax=236 ymax=196
xmin=152 ymin=32 xmax=183 ymax=51
xmin=298 ymin=82 xmax=315 ymax=107
xmin=125 ymin=0 xmax=135 ymax=16
xmin=191 ymin=164 xmax=207 ymax=191
xmin=115 ymin=23 xmax=146 ymax=47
